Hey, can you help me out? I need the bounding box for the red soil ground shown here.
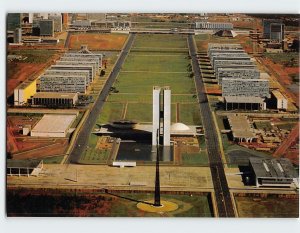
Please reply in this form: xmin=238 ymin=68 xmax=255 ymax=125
xmin=7 ymin=116 xmax=68 ymax=159
xmin=206 ymin=87 xmax=222 ymax=95
xmin=7 ymin=62 xmax=46 ymax=97
xmin=69 ymin=33 xmax=127 ymax=50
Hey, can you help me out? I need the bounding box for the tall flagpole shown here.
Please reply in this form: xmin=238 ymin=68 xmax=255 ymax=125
xmin=154 ymin=128 xmax=161 ymax=207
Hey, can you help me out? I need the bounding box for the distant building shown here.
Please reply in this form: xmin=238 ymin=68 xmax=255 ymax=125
xmin=210 ymin=53 xmax=250 ymax=68
xmin=263 ymin=19 xmax=285 ymax=42
xmin=13 ymin=28 xmax=22 ymax=43
xmin=152 ymin=86 xmax=171 ymax=147
xmin=228 ymin=115 xmax=256 ymax=142
xmin=72 ymin=20 xmax=92 ymax=28
xmin=213 ymin=60 xmax=255 ymax=73
xmin=249 ymin=157 xmax=298 ymax=188
xmin=271 ymin=90 xmax=288 ymax=110
xmin=207 ymin=43 xmax=270 ymax=111
xmin=45 ymin=69 xmax=90 ymax=85
xmin=195 ymin=22 xmax=233 ymax=30
xmin=7 ymin=159 xmax=43 ymax=177
xmin=32 ymin=92 xmax=78 ymax=108
xmin=49 ymin=14 xmax=62 ymax=32
xmin=38 ymin=13 xmax=49 ymax=19
xmin=50 ymin=64 xmax=94 ymax=83
xmin=31 ymin=114 xmax=77 ymax=138
xmin=217 ymin=68 xmax=260 ymax=85
xmin=87 ymin=13 xmax=106 ymax=21
xmin=39 ymin=74 xmax=87 ymax=94
xmin=62 ymin=13 xmax=68 ymax=27
xmin=14 ymin=80 xmax=37 ymax=106
xmin=7 ymin=13 xmax=21 ymax=31
xmin=39 ymin=19 xmax=54 ymax=36
xmin=28 ymin=13 xmax=34 ymax=23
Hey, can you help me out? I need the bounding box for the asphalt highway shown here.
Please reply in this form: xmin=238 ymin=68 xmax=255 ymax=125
xmin=66 ymin=34 xmax=136 ymax=164
xmin=188 ymin=35 xmax=235 ymax=217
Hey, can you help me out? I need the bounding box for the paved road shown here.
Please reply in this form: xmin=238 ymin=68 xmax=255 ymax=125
xmin=188 ymin=35 xmax=235 ymax=217
xmin=66 ymin=34 xmax=136 ymax=164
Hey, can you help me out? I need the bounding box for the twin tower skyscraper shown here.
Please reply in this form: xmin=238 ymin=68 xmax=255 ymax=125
xmin=152 ymin=86 xmax=171 ymax=147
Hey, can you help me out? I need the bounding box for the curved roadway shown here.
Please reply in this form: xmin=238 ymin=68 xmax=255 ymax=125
xmin=66 ymin=34 xmax=136 ymax=164
xmin=188 ymin=35 xmax=235 ymax=217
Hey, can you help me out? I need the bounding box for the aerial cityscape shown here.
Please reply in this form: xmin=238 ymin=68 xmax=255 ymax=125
xmin=6 ymin=13 xmax=299 ymax=217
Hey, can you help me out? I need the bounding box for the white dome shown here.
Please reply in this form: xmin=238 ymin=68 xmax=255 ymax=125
xmin=171 ymin=123 xmax=190 ymax=131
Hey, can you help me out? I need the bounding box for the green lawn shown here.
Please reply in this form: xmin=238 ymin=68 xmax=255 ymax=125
xmin=79 ymin=134 xmax=111 ymax=164
xmin=179 ymin=103 xmax=202 ymax=125
xmin=98 ymin=102 xmax=124 ymax=123
xmin=42 ymin=156 xmax=64 ymax=164
xmin=133 ymin=34 xmax=188 ymax=49
xmin=115 ymin=72 xmax=195 ymax=94
xmin=110 ymin=193 xmax=213 ymax=217
xmin=7 ymin=189 xmax=214 ymax=217
xmin=181 ymin=151 xmax=209 ymax=166
xmin=122 ymin=54 xmax=189 ymax=72
xmin=109 ymin=93 xmax=197 ymax=104
xmin=235 ymin=195 xmax=299 ymax=218
xmin=79 ymin=147 xmax=111 ymax=164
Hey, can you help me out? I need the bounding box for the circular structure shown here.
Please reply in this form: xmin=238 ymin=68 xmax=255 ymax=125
xmin=171 ymin=122 xmax=190 ymax=131
xmin=110 ymin=120 xmax=138 ymax=129
xmin=137 ymin=200 xmax=178 ymax=213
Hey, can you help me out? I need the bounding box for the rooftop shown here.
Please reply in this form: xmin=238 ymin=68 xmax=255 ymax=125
xmin=7 ymin=159 xmax=42 ymax=168
xmin=224 ymin=96 xmax=265 ymax=104
xmin=31 ymin=114 xmax=76 ymax=134
xmin=249 ymin=157 xmax=298 ymax=179
xmin=272 ymin=90 xmax=286 ymax=100
xmin=33 ymin=92 xmax=78 ymax=99
xmin=228 ymin=115 xmax=256 ymax=139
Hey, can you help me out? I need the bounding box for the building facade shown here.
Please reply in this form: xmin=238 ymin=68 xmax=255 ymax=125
xmin=39 ymin=75 xmax=87 ymax=93
xmin=195 ymin=22 xmax=233 ymax=30
xmin=32 ymin=92 xmax=78 ymax=108
xmin=222 ymin=78 xmax=269 ymax=98
xmin=14 ymin=80 xmax=37 ymax=106
xmin=39 ymin=19 xmax=54 ymax=36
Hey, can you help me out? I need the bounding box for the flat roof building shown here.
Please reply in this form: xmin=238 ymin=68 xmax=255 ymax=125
xmin=263 ymin=19 xmax=284 ymax=42
xmin=249 ymin=157 xmax=298 ymax=187
xmin=14 ymin=28 xmax=22 ymax=43
xmin=224 ymin=96 xmax=266 ymax=111
xmin=228 ymin=115 xmax=256 ymax=142
xmin=217 ymin=68 xmax=260 ymax=85
xmin=48 ymin=14 xmax=62 ymax=32
xmin=213 ymin=60 xmax=255 ymax=73
xmin=39 ymin=74 xmax=87 ymax=93
xmin=208 ymin=48 xmax=245 ymax=58
xmin=210 ymin=53 xmax=250 ymax=67
xmin=60 ymin=56 xmax=100 ymax=70
xmin=50 ymin=64 xmax=94 ymax=83
xmin=55 ymin=60 xmax=98 ymax=76
xmin=7 ymin=159 xmax=43 ymax=177
xmin=31 ymin=114 xmax=77 ymax=138
xmin=32 ymin=92 xmax=78 ymax=108
xmin=222 ymin=78 xmax=269 ymax=98
xmin=45 ymin=69 xmax=90 ymax=85
xmin=39 ymin=19 xmax=54 ymax=37
xmin=208 ymin=43 xmax=243 ymax=50
xmin=195 ymin=22 xmax=233 ymax=30
xmin=14 ymin=79 xmax=37 ymax=106
xmin=63 ymin=52 xmax=103 ymax=67
xmin=271 ymin=90 xmax=288 ymax=110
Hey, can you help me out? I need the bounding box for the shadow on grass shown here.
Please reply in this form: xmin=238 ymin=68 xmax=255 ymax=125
xmin=103 ymin=189 xmax=154 ymax=206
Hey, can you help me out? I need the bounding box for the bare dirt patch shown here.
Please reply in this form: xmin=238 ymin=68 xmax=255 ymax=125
xmin=69 ymin=33 xmax=128 ymax=50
